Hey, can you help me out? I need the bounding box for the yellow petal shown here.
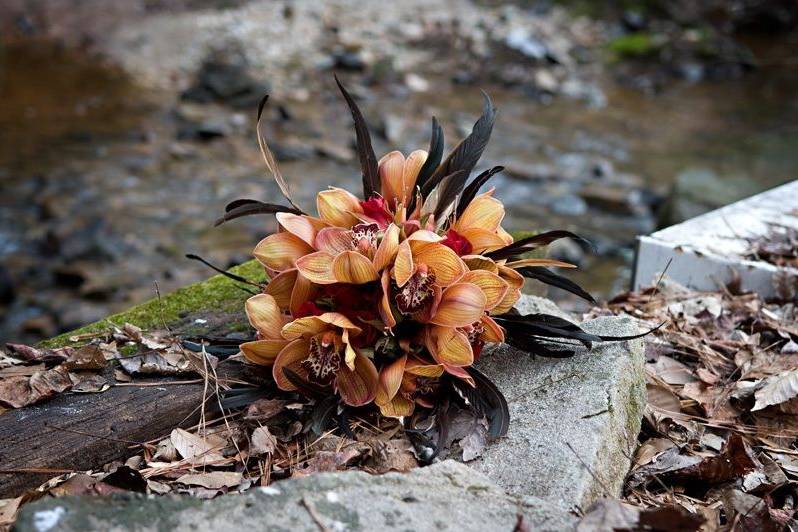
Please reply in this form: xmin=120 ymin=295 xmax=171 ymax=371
xmin=272 ymin=339 xmax=310 ymax=391
xmin=315 ymin=227 xmax=354 ymax=254
xmin=264 ymin=269 xmax=297 ymax=310
xmin=460 ymin=270 xmax=509 ymax=310
xmin=378 ymin=395 xmax=415 ymax=418
xmin=404 ymin=358 xmax=445 ymax=377
xmin=375 ymin=355 xmax=407 ymax=406
xmin=336 ymin=352 xmax=378 ymax=407
xmin=281 ymin=312 xmax=361 ymax=340
xmin=378 ymin=151 xmax=405 ymax=207
xmin=401 ymin=149 xmax=428 ymax=205
xmin=295 ymin=251 xmax=337 ymax=284
xmin=253 ymin=232 xmax=313 ymax=272
xmin=462 ymin=254 xmax=498 ymax=273
xmin=426 ymin=326 xmax=473 ymax=367
xmin=498 ymin=265 xmax=525 ymax=290
xmin=481 ymin=315 xmax=505 ymax=343
xmin=373 ymin=223 xmax=399 ymax=271
xmin=317 ymin=187 xmax=362 ymax=227
xmin=289 ymin=272 xmax=319 ymax=316
xmin=315 ymin=312 xmax=362 ymax=333
xmin=393 ymin=240 xmax=414 ymax=287
xmin=332 ymin=250 xmax=379 ymax=284
xmin=505 ymin=258 xmax=577 ymax=269
xmin=459 ymin=227 xmax=507 ymax=254
xmin=342 ymin=328 xmax=357 ymax=370
xmin=379 ymin=269 xmax=397 ymax=329
xmin=412 ymin=242 xmax=467 ymax=287
xmin=406 ymin=229 xmax=443 ymax=242
xmin=430 ymin=282 xmax=487 ymax=327
xmin=245 ymin=294 xmax=284 ymax=339
xmin=497 ymin=225 xmax=514 ymax=245
xmin=454 ymin=191 xmax=504 ymax=233
xmin=240 ymin=339 xmax=287 ymax=366
xmin=275 ymin=213 xmax=326 ymax=247
xmin=492 ymin=288 xmax=521 ymax=315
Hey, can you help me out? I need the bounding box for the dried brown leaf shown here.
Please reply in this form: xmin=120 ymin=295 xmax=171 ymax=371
xmin=0 ymin=365 xmax=73 ymax=408
xmin=752 ymin=370 xmax=798 ymax=411
xmin=250 ymin=426 xmax=277 ymax=457
xmin=170 ymin=428 xmax=225 ymax=465
xmin=177 ymin=471 xmax=243 ymax=490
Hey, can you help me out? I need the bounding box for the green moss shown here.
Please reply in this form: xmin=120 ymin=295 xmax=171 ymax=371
xmin=607 ymin=33 xmax=662 ymax=58
xmin=41 ymin=260 xmax=266 ymax=348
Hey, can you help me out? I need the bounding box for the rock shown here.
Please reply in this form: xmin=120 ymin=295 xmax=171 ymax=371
xmin=269 ymin=139 xmax=316 ymax=162
xmin=505 ymin=29 xmax=550 ymax=61
xmin=15 ymin=461 xmax=571 ymax=531
xmin=535 ymin=69 xmax=560 ymax=92
xmin=181 ymin=53 xmax=269 ymax=109
xmin=404 ymin=73 xmax=430 ymax=92
xmin=551 ymin=194 xmax=588 ymax=216
xmin=662 ymin=167 xmax=761 ymax=225
xmin=579 ymin=184 xmax=647 ymax=216
xmin=473 ymin=314 xmax=646 ymax=516
xmin=174 ymin=104 xmax=232 ymax=141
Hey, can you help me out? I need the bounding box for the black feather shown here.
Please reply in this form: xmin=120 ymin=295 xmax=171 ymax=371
xmin=334 ymin=75 xmax=379 ymax=200
xmin=485 ymin=230 xmax=591 ymax=260
xmin=219 ymin=387 xmax=269 ymax=410
xmin=412 ymin=117 xmax=445 ymax=206
xmin=455 ymin=165 xmax=504 ymax=218
xmin=455 ymin=367 xmax=510 ymax=438
xmin=433 ymin=170 xmax=471 ymax=221
xmin=214 ymin=200 xmax=303 ymax=226
xmin=516 ymin=267 xmax=596 ymax=304
xmin=494 ymin=313 xmax=602 ymax=349
xmin=426 ymin=92 xmax=496 ymax=219
xmin=185 ymin=254 xmax=264 ymax=288
xmin=310 ymin=395 xmax=339 ymax=435
xmin=257 ymin=93 xmax=269 ymax=122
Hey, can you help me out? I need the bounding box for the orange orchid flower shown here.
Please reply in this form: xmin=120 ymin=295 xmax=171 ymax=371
xmin=272 ymin=312 xmax=378 ymax=407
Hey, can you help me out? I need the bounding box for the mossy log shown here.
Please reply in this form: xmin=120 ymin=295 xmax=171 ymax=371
xmin=0 ymin=261 xmax=264 ymax=498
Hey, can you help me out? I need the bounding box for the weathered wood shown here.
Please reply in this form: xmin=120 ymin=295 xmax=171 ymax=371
xmin=0 ymin=361 xmax=251 ymax=498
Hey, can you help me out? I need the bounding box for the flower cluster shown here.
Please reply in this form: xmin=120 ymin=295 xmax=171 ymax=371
xmin=222 ymin=80 xmax=604 ymax=427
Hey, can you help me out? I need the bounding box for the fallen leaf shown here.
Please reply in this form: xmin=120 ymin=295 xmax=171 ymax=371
xmin=245 ymin=399 xmax=288 ymax=422
xmin=170 ymin=428 xmax=225 ymax=465
xmin=4 ymin=344 xmax=72 ymax=364
xmin=0 ymin=497 xmax=22 ymax=528
xmin=460 ymin=418 xmax=489 ymax=462
xmin=752 ymin=370 xmax=798 ymax=411
xmin=71 ymin=374 xmax=110 ymax=393
xmin=63 ymin=345 xmax=106 ymax=370
xmin=577 ymin=499 xmax=703 ymax=531
xmin=250 ymin=426 xmax=277 ymax=456
xmin=102 ymin=466 xmax=147 ymax=492
xmin=177 ymin=471 xmax=243 ymax=490
xmin=646 ymin=383 xmax=681 ymax=413
xmin=293 ymin=448 xmax=362 ymax=477
xmin=633 ymin=438 xmax=675 ymax=467
xmin=0 ymin=365 xmax=73 ymax=408
xmin=648 ymin=356 xmax=697 ymax=385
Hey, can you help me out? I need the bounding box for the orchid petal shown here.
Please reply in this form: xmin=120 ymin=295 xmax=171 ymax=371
xmin=430 ymin=282 xmax=487 ymax=327
xmin=332 ymin=250 xmax=379 ymax=284
xmin=378 ymin=150 xmax=405 ymax=208
xmin=460 ymin=270 xmax=509 ymax=310
xmin=314 ymin=227 xmax=354 ymax=254
xmin=426 ymin=326 xmax=474 ymax=367
xmin=245 ymin=294 xmax=284 ymax=339
xmin=253 ymin=232 xmax=313 ymax=272
xmin=276 ymin=213 xmax=326 ymax=247
xmin=240 ymin=339 xmax=287 ymax=366
xmin=372 ymin=223 xmax=399 ymax=271
xmin=412 ymin=242 xmax=467 ymax=287
xmin=459 ymin=227 xmax=507 ymax=254
xmin=317 ymin=187 xmax=362 ymax=227
xmin=336 ymin=351 xmax=378 ymax=407
xmin=393 ymin=240 xmax=414 ymax=287
xmin=289 ymin=272 xmax=319 ymax=316
xmin=379 ymin=269 xmax=397 ymax=329
xmin=443 ymin=364 xmax=475 ymax=386
xmin=481 ymin=315 xmax=505 ymax=343
xmin=264 ymin=269 xmax=298 ymax=309
xmin=377 ymin=395 xmax=415 ymax=418
xmin=462 ymin=255 xmax=498 ymax=273
xmin=505 ymin=258 xmax=577 ymax=269
xmin=454 ymin=192 xmax=504 ymax=233
xmin=375 ymin=355 xmax=407 ymax=406
xmin=295 ymin=251 xmax=337 ymax=285
xmin=404 ymin=358 xmax=445 ymax=377
xmin=272 ymin=339 xmax=311 ymax=391
xmin=401 ymin=149 xmax=428 ymax=205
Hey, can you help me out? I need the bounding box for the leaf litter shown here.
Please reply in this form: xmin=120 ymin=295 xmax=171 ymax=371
xmin=578 ymin=277 xmax=798 ymax=531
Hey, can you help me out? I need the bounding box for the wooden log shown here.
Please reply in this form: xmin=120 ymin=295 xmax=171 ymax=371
xmin=0 ymin=361 xmax=249 ymax=498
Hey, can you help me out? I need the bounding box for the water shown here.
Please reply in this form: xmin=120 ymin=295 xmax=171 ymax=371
xmin=1 ymin=34 xmax=797 ymax=343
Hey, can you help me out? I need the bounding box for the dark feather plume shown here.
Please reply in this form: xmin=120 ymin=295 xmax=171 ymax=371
xmin=455 ymin=165 xmax=504 ymax=218
xmin=412 ymin=117 xmax=445 ymax=208
xmin=185 ymin=254 xmax=264 ymax=288
xmin=334 ymin=75 xmax=379 ymax=200
xmin=516 ymin=267 xmax=596 ymax=304
xmin=215 ymin=199 xmax=303 ymax=226
xmin=452 ymin=367 xmax=510 ymax=438
xmin=486 ymin=230 xmax=591 ymax=260
xmin=426 ymin=92 xmax=496 ymax=220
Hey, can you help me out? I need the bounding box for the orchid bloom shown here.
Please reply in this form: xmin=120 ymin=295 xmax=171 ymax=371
xmin=446 ymin=189 xmax=513 ymax=255
xmin=272 ymin=312 xmax=378 ymax=407
xmin=375 ymin=355 xmax=444 ymax=417
xmin=378 ymin=150 xmax=428 ymax=211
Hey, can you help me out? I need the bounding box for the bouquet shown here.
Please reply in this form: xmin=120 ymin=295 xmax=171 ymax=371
xmin=215 ymin=77 xmax=636 ymax=437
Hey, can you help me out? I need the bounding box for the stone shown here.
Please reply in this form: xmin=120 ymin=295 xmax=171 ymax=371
xmin=662 ymin=167 xmax=761 ymax=225
xmin=473 ymin=314 xmax=646 ymax=517
xmin=16 ymin=461 xmax=571 ymax=531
